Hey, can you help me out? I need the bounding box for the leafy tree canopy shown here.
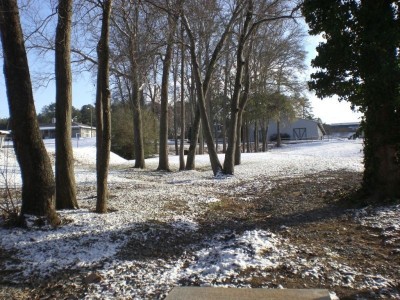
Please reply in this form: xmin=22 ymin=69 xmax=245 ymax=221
xmin=302 ymin=0 xmax=400 ymax=111
xmin=302 ymin=0 xmax=400 ymax=200
xmin=37 ymin=102 xmax=95 ymax=125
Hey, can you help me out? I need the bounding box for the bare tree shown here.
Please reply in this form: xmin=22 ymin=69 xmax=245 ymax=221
xmin=96 ymin=0 xmax=113 ymax=213
xmin=129 ymin=3 xmax=146 ymax=169
xmin=0 ymin=0 xmax=59 ymax=225
xmin=223 ymin=0 xmax=254 ymax=174
xmin=235 ymin=44 xmax=252 ymax=164
xmin=179 ymin=21 xmax=186 ymax=170
xmin=111 ymin=0 xmax=148 ymax=168
xmin=173 ymin=48 xmax=179 ymax=156
xmin=55 ymin=0 xmax=78 ymax=209
xmin=158 ymin=2 xmax=179 ymax=172
xmin=223 ymin=0 xmax=301 ymax=174
xmin=182 ymin=1 xmax=244 ymax=176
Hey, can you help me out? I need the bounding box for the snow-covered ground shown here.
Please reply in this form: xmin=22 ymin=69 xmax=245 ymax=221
xmin=0 ymin=139 xmax=398 ymax=299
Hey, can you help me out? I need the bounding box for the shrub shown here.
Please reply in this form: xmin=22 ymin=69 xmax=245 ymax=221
xmin=111 ymin=104 xmax=159 ymax=159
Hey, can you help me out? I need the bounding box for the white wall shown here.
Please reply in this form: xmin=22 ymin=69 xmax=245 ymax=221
xmin=267 ymin=118 xmax=324 ymax=141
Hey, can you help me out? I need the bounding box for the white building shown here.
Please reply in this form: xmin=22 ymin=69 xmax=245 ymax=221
xmin=39 ymin=122 xmax=96 ymax=139
xmin=267 ymin=118 xmax=326 ymax=141
xmin=325 ymin=122 xmax=361 ymax=139
xmin=0 ymin=130 xmax=10 ymax=148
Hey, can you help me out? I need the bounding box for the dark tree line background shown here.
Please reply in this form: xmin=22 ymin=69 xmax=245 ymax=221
xmin=36 ymin=103 xmax=97 ymax=127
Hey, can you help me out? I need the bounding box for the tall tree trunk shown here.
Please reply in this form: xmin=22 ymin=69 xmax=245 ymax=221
xmin=184 ymin=42 xmax=222 ymax=176
xmin=223 ymin=1 xmax=253 ymax=174
xmin=173 ymin=52 xmax=179 ymax=155
xmin=242 ymin=119 xmax=246 ymax=153
xmin=234 ymin=110 xmax=243 ymax=165
xmin=223 ymin=47 xmax=245 ymax=173
xmin=151 ymin=65 xmax=159 ymax=154
xmin=222 ymin=119 xmax=227 ymax=153
xmin=185 ymin=66 xmax=198 ymax=170
xmin=234 ymin=47 xmax=251 ymax=166
xmin=182 ymin=5 xmax=243 ymax=175
xmin=246 ymin=119 xmax=251 ymax=153
xmin=182 ymin=1 xmax=245 ymax=175
xmin=198 ymin=124 xmax=204 ymax=154
xmin=55 ymin=0 xmax=78 ymax=210
xmin=360 ymin=1 xmax=400 ymax=200
xmin=0 ymin=0 xmax=59 ymax=224
xmin=179 ymin=23 xmax=186 ymax=171
xmin=222 ymin=47 xmax=230 ymax=154
xmin=261 ymin=119 xmax=267 ymax=152
xmin=96 ymin=0 xmax=112 ymax=213
xmin=363 ymin=99 xmax=400 ymax=199
xmin=215 ymin=119 xmax=219 ymax=152
xmin=254 ymin=120 xmax=259 ymax=152
xmin=130 ymin=4 xmax=145 ymax=169
xmin=158 ymin=13 xmax=178 ymax=171
xmin=131 ymin=70 xmax=145 ymax=168
xmin=185 ymin=106 xmax=200 ymax=170
xmin=276 ymin=119 xmax=281 ymax=147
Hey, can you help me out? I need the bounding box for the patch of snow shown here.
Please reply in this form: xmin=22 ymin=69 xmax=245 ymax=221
xmin=355 ymin=204 xmax=400 ymax=246
xmin=181 ymin=230 xmax=284 ymax=284
xmin=1 ymin=139 xmax=398 ymax=298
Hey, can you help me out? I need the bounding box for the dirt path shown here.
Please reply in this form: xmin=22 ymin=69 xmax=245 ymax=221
xmin=1 ymin=170 xmax=399 ymax=299
xmin=197 ymin=171 xmax=399 ymax=299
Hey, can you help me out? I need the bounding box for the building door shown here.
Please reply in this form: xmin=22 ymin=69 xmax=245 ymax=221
xmin=293 ymin=128 xmax=307 ymax=140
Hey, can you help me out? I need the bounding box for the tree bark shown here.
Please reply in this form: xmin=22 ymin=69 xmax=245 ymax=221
xmin=276 ymin=119 xmax=281 ymax=147
xmin=234 ymin=109 xmax=243 ymax=165
xmin=55 ymin=0 xmax=78 ymax=210
xmin=246 ymin=119 xmax=251 ymax=153
xmin=131 ymin=71 xmax=145 ymax=168
xmin=234 ymin=48 xmax=251 ymax=166
xmin=182 ymin=1 xmax=245 ymax=175
xmin=261 ymin=119 xmax=267 ymax=152
xmin=303 ymin=0 xmax=400 ymax=201
xmin=173 ymin=52 xmax=179 ymax=156
xmin=360 ymin=1 xmax=400 ymax=200
xmin=96 ymin=0 xmax=112 ymax=213
xmin=130 ymin=4 xmax=145 ymax=169
xmin=185 ymin=106 xmax=200 ymax=170
xmin=363 ymin=97 xmax=400 ymax=199
xmin=179 ymin=22 xmax=186 ymax=171
xmin=0 ymin=0 xmax=59 ymax=224
xmin=185 ymin=67 xmax=198 ymax=170
xmin=223 ymin=0 xmax=253 ymax=174
xmin=188 ymin=51 xmax=219 ymax=173
xmin=198 ymin=124 xmax=204 ymax=155
xmin=181 ymin=5 xmax=243 ymax=176
xmin=222 ymin=46 xmax=231 ymax=154
xmin=242 ymin=119 xmax=246 ymax=153
xmin=158 ymin=13 xmax=178 ymax=172
xmin=254 ymin=120 xmax=259 ymax=152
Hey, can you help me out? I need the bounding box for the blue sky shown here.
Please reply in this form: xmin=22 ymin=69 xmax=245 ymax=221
xmin=0 ymin=61 xmax=95 ymax=119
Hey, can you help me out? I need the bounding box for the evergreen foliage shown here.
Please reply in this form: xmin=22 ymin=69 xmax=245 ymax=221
xmin=302 ymin=0 xmax=400 ymax=201
xmin=111 ymin=103 xmax=158 ymax=160
xmin=38 ymin=102 xmax=84 ymax=124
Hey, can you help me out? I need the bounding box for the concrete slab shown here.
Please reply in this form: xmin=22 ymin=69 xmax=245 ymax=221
xmin=165 ymin=287 xmax=331 ymax=300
